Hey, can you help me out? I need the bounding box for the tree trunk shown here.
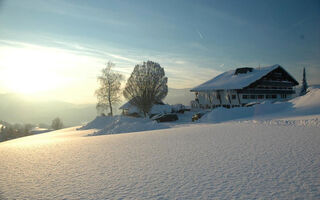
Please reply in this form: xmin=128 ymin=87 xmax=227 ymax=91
xmin=108 ymin=82 xmax=113 ymax=116
xmin=143 ymin=110 xmax=147 ymax=118
xmin=109 ymin=100 xmax=113 ymax=116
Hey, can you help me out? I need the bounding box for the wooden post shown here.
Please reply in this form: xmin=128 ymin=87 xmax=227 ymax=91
xmin=217 ymin=91 xmax=222 ymax=105
xmin=227 ymin=90 xmax=231 ymax=105
xmin=237 ymin=92 xmax=241 ymax=106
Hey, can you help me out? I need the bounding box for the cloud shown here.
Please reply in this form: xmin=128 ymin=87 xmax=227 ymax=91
xmin=105 ymin=53 xmax=140 ymax=64
xmin=44 ymin=40 xmax=141 ymax=68
xmin=173 ymin=60 xmax=187 ymax=65
xmin=0 ymin=38 xmax=227 ymax=102
xmin=14 ymin=0 xmax=128 ymax=27
xmin=197 ymin=30 xmax=204 ymax=39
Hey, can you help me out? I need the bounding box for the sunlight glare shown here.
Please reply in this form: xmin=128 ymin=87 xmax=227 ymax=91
xmin=0 ymin=45 xmax=74 ymax=94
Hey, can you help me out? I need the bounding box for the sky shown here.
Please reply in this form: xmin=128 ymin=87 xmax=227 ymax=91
xmin=0 ymin=0 xmax=319 ymax=104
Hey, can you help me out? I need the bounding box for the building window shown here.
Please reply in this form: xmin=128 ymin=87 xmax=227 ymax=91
xmin=272 ymin=94 xmax=277 ymax=99
xmin=281 ymin=94 xmax=287 ymax=98
xmin=257 ymin=95 xmax=264 ymax=99
xmin=232 ymin=95 xmax=236 ymax=99
xmin=242 ymin=95 xmax=248 ymax=99
xmin=250 ymin=95 xmax=256 ymax=99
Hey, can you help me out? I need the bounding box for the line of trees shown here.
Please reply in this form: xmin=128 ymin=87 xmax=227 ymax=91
xmin=0 ymin=117 xmax=64 ymax=142
xmin=51 ymin=117 xmax=64 ymax=130
xmin=0 ymin=121 xmax=34 ymax=142
xmin=95 ymin=60 xmax=168 ymax=117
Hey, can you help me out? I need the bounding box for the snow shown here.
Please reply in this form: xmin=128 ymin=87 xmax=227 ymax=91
xmin=191 ymin=64 xmax=296 ymax=91
xmin=80 ymin=115 xmax=169 ymax=136
xmin=30 ymin=127 xmax=53 ymax=134
xmin=0 ymin=88 xmax=319 ymax=199
xmin=119 ymin=101 xmax=140 ymax=114
xmin=119 ymin=101 xmax=172 ymax=115
xmin=291 ymin=87 xmax=320 ymax=114
xmin=199 ymin=87 xmax=320 ymax=124
xmin=150 ymin=103 xmax=172 ymax=114
xmin=1 ymin=121 xmax=319 ymax=199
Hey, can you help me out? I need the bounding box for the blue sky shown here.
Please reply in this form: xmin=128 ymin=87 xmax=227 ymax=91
xmin=0 ymin=0 xmax=319 ymax=103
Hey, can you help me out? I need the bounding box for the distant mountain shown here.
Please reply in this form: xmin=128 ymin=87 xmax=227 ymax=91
xmin=0 ymin=88 xmax=195 ymax=126
xmin=164 ymin=88 xmax=194 ymax=106
xmin=0 ymin=93 xmax=97 ymax=126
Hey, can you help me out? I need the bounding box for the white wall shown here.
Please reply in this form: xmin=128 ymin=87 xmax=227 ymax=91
xmin=195 ymin=91 xmax=293 ymax=108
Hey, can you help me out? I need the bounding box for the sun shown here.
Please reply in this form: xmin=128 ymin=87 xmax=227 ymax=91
xmin=0 ymin=45 xmax=67 ymax=94
xmin=4 ymin=68 xmax=57 ymax=94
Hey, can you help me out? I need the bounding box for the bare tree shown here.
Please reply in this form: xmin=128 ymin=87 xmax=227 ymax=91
xmin=95 ymin=61 xmax=124 ymax=116
xmin=51 ymin=117 xmax=63 ymax=130
xmin=123 ymin=61 xmax=168 ymax=117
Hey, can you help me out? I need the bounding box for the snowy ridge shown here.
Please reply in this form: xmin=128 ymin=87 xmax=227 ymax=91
xmin=246 ymin=117 xmax=320 ymax=127
xmin=199 ymin=101 xmax=290 ymax=123
xmin=78 ymin=88 xmax=320 ymax=136
xmin=291 ymin=86 xmax=320 ymax=111
xmin=80 ymin=116 xmax=169 ymax=136
xmin=200 ymin=87 xmax=320 ymax=124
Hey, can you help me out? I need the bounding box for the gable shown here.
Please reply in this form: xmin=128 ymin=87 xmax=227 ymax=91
xmin=245 ymin=66 xmax=299 ymax=89
xmin=191 ymin=64 xmax=298 ymax=92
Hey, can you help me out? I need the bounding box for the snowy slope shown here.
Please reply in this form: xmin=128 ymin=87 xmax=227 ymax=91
xmin=79 ymin=115 xmax=170 ymax=136
xmin=291 ymin=87 xmax=320 ymax=114
xmin=0 ymin=88 xmax=319 ymax=199
xmin=74 ymin=88 xmax=320 ymax=136
xmin=0 ymin=121 xmax=319 ymax=199
xmin=200 ymin=87 xmax=320 ymax=124
xmin=80 ymin=88 xmax=320 ymax=136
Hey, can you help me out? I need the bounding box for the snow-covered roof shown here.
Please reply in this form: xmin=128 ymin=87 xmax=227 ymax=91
xmin=119 ymin=100 xmax=165 ymax=110
xmin=119 ymin=101 xmax=140 ymax=114
xmin=191 ymin=64 xmax=284 ymax=91
xmin=119 ymin=101 xmax=131 ymax=110
xmin=119 ymin=100 xmax=170 ymax=115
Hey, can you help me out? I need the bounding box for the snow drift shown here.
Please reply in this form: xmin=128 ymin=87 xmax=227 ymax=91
xmin=199 ymin=101 xmax=291 ymax=123
xmin=200 ymin=87 xmax=320 ymax=123
xmin=79 ymin=87 xmax=320 ymax=135
xmin=291 ymin=87 xmax=320 ymax=114
xmin=80 ymin=116 xmax=169 ymax=135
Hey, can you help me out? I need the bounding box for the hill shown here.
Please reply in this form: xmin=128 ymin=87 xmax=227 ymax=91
xmin=0 ymin=93 xmax=96 ymax=126
xmin=0 ymin=88 xmax=194 ymax=126
xmin=0 ymin=115 xmax=319 ymax=199
xmin=164 ymin=88 xmax=194 ymax=105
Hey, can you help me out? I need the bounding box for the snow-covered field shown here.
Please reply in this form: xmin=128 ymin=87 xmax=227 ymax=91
xmin=0 ymin=88 xmax=319 ymax=199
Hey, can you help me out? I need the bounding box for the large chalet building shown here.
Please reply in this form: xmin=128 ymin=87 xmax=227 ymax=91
xmin=190 ymin=64 xmax=299 ymax=109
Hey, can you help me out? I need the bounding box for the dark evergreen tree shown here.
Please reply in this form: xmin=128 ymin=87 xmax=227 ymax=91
xmin=299 ymin=67 xmax=308 ymax=96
